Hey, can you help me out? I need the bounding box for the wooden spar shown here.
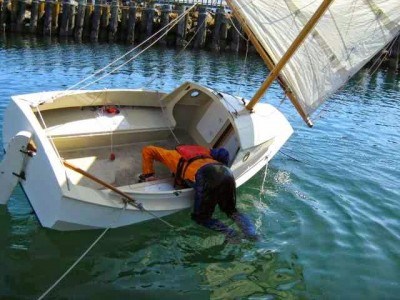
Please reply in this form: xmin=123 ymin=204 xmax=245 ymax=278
xmin=226 ymin=0 xmax=314 ymax=127
xmin=63 ymin=160 xmax=176 ymax=228
xmin=243 ymin=0 xmax=333 ymax=121
xmin=62 ymin=160 xmax=141 ymax=208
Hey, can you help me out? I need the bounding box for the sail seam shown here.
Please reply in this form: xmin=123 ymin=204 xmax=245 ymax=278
xmin=365 ymin=0 xmax=399 ymax=35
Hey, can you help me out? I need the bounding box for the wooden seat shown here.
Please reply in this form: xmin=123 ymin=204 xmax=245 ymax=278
xmin=40 ymin=106 xmax=175 ymax=150
xmin=42 ymin=106 xmax=173 ymax=137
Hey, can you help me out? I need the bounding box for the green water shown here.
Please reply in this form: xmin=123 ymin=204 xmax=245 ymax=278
xmin=0 ymin=36 xmax=399 ymax=299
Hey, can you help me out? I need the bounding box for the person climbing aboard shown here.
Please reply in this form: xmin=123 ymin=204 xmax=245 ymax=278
xmin=139 ymin=145 xmax=259 ymax=241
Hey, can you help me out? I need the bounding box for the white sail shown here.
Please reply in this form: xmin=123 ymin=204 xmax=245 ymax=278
xmin=228 ymin=0 xmax=400 ymax=117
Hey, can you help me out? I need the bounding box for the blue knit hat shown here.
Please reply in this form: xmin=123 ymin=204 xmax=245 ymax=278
xmin=210 ymin=148 xmax=230 ymax=166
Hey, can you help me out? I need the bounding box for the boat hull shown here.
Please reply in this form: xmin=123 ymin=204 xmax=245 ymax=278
xmin=1 ymin=85 xmax=293 ymax=231
xmin=49 ymin=180 xmax=194 ymax=230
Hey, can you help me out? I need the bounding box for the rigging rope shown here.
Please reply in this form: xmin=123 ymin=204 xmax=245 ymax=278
xmin=259 ymin=163 xmax=268 ymax=196
xmin=225 ymin=8 xmax=251 ymax=98
xmin=156 ymin=91 xmax=181 ymax=145
xmin=44 ymin=2 xmax=198 ymax=105
xmin=279 ymin=150 xmax=306 ymax=164
xmin=142 ymin=3 xmax=211 ymax=89
xmin=236 ymin=39 xmax=249 ymax=96
xmin=36 ymin=197 xmax=175 ymax=300
xmin=65 ymin=3 xmax=197 ymax=93
xmin=368 ymin=36 xmax=398 ymax=75
xmin=37 ymin=203 xmax=127 ymax=300
xmin=228 ymin=14 xmax=249 ymax=43
xmin=125 ymin=199 xmax=176 ymax=229
xmin=76 ymin=4 xmax=197 ymax=91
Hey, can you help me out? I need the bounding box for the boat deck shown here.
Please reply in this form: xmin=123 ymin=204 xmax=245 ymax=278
xmin=59 ymin=130 xmax=193 ymax=189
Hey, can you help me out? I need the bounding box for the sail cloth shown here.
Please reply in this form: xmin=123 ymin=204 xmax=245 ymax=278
xmin=227 ymin=0 xmax=400 ymax=117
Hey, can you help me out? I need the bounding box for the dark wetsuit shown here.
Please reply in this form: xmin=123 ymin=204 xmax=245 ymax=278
xmin=141 ymin=145 xmax=257 ymax=240
xmin=191 ymin=164 xmax=257 ymax=240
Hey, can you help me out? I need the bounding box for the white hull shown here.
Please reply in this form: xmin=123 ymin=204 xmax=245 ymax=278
xmin=51 ymin=179 xmax=194 ymax=230
xmin=1 ymin=82 xmax=293 ymax=230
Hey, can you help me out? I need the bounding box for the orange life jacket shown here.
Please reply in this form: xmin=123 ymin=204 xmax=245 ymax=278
xmin=175 ymin=145 xmax=213 ymax=187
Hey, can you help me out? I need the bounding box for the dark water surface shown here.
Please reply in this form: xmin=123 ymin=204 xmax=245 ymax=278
xmin=0 ymin=37 xmax=399 ymax=300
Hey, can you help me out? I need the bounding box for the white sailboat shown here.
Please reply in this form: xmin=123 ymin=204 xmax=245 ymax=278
xmin=0 ymin=0 xmax=399 ymax=231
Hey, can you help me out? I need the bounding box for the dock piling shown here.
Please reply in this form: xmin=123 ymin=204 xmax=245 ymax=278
xmin=0 ymin=0 xmax=8 ymax=32
xmin=193 ymin=5 xmax=207 ymax=49
xmin=220 ymin=8 xmax=228 ymax=50
xmin=74 ymin=0 xmax=86 ymax=41
xmin=159 ymin=4 xmax=171 ymax=45
xmin=176 ymin=4 xmax=187 ymax=47
xmin=229 ymin=16 xmax=240 ymax=53
xmin=59 ymin=0 xmax=69 ymax=37
xmin=126 ymin=1 xmax=136 ymax=44
xmin=141 ymin=2 xmax=155 ymax=40
xmin=43 ymin=0 xmax=53 ymax=36
xmin=15 ymin=0 xmax=26 ymax=32
xmin=53 ymin=0 xmax=60 ymax=32
xmin=108 ymin=0 xmax=118 ymax=42
xmin=9 ymin=0 xmax=16 ymax=31
xmin=99 ymin=0 xmax=109 ymax=41
xmin=67 ymin=0 xmax=76 ymax=36
xmin=119 ymin=2 xmax=128 ymax=42
xmin=82 ymin=1 xmax=91 ymax=40
xmin=90 ymin=1 xmax=101 ymax=42
xmin=388 ymin=36 xmax=399 ymax=72
xmin=211 ymin=7 xmax=224 ymax=52
xmin=30 ymin=0 xmax=39 ymax=33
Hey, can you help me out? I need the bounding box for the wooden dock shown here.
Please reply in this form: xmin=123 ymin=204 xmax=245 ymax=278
xmin=0 ymin=0 xmax=249 ymax=53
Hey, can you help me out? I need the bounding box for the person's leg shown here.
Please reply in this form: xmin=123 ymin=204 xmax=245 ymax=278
xmin=216 ymin=166 xmax=237 ymax=216
xmin=192 ymin=165 xmax=238 ymax=238
xmin=141 ymin=146 xmax=178 ymax=175
xmin=216 ymin=166 xmax=259 ymax=241
xmin=142 ymin=146 xmax=164 ymax=175
xmin=192 ymin=165 xmax=216 ymax=221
